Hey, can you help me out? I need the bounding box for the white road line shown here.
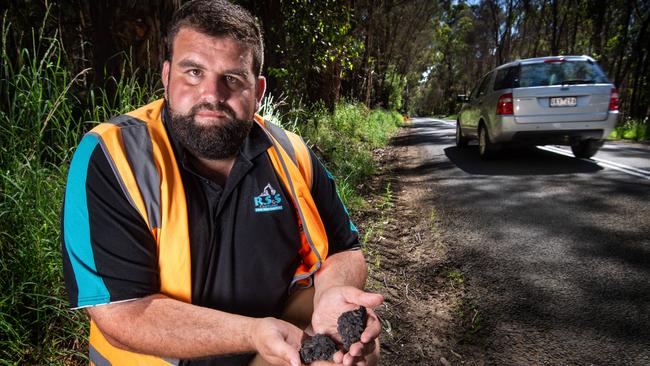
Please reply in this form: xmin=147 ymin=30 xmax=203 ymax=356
xmin=539 ymin=146 xmax=650 ymax=180
xmin=425 ymin=118 xmax=650 ymax=180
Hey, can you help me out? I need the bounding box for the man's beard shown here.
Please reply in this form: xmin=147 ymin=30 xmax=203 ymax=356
xmin=168 ymin=101 xmax=254 ymax=160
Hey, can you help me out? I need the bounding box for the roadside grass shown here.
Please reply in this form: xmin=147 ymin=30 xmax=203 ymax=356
xmin=1 ymin=11 xmax=91 ymax=364
xmin=0 ymin=11 xmax=95 ymax=365
xmin=2 ymin=12 xmax=403 ymax=363
xmin=608 ymin=118 xmax=649 ymax=142
xmin=261 ymin=97 xmax=402 ymax=212
xmin=427 ymin=203 xmax=484 ymax=346
xmin=443 ymin=268 xmax=465 ymax=288
xmin=1 ymin=10 xmax=158 ymax=364
xmin=453 ymin=299 xmax=483 ymax=344
xmin=360 ymin=182 xmax=396 ymax=293
xmin=443 ymin=265 xmax=483 ymax=344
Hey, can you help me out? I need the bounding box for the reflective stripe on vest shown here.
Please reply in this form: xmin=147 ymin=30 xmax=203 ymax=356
xmin=86 ymin=99 xmax=327 ymax=363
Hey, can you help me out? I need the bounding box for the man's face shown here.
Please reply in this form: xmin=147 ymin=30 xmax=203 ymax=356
xmin=162 ymin=27 xmax=265 ymax=160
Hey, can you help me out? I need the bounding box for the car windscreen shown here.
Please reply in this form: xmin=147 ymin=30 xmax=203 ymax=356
xmin=518 ymin=60 xmax=610 ymax=87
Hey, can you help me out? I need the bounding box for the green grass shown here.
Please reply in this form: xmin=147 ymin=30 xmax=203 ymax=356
xmin=443 ymin=268 xmax=464 ymax=287
xmin=1 ymin=12 xmax=89 ymax=364
xmin=608 ymin=118 xmax=649 ymax=142
xmin=262 ymin=97 xmax=402 ymax=212
xmin=1 ymin=10 xmax=163 ymax=364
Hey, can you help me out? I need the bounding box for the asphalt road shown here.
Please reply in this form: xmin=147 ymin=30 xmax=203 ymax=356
xmin=398 ymin=118 xmax=650 ymax=365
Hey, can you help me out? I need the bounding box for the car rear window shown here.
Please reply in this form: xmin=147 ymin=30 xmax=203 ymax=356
xmin=518 ymin=60 xmax=610 ymax=87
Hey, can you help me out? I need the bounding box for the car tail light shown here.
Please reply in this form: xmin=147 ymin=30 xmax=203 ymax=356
xmin=544 ymin=57 xmax=565 ymax=63
xmin=609 ymin=87 xmax=619 ymax=111
xmin=496 ymin=93 xmax=513 ymax=115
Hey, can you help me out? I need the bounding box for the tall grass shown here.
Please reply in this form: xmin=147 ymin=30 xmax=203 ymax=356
xmin=261 ymin=97 xmax=403 ymax=211
xmin=1 ymin=11 xmax=87 ymax=365
xmin=1 ymin=11 xmax=162 ymax=364
xmin=301 ymin=102 xmax=402 ymax=211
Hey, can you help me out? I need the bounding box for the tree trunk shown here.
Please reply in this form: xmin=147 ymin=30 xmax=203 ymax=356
xmin=589 ymin=0 xmax=607 ymax=58
xmin=613 ymin=0 xmax=633 ymax=85
xmin=83 ymin=0 xmax=179 ymax=101
xmin=252 ymin=0 xmax=284 ymax=96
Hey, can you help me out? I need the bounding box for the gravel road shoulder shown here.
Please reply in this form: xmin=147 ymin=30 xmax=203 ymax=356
xmin=355 ymin=125 xmax=485 ymax=366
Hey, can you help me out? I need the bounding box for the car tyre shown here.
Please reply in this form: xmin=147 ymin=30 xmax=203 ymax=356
xmin=456 ymin=120 xmax=469 ymax=148
xmin=478 ymin=124 xmax=495 ymax=160
xmin=571 ymin=139 xmax=602 ymax=159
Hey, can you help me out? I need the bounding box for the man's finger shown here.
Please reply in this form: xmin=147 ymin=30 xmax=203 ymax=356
xmin=332 ymin=350 xmax=344 ymax=363
xmin=360 ymin=310 xmax=382 ymax=343
xmin=347 ymin=342 xmax=365 ymax=357
xmin=285 ymin=350 xmax=301 ymax=366
xmin=270 ymin=334 xmax=302 ymax=366
xmin=341 ymin=288 xmax=384 ymax=308
xmin=342 ymin=352 xmax=367 ymax=366
xmin=310 ymin=359 xmax=338 ymax=366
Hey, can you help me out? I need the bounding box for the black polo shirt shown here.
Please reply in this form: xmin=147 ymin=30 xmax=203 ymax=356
xmin=61 ymin=106 xmax=360 ymax=365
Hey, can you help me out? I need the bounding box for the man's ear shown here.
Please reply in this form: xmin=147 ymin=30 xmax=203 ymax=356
xmin=162 ymin=60 xmax=171 ymax=100
xmin=255 ymin=76 xmax=266 ymax=111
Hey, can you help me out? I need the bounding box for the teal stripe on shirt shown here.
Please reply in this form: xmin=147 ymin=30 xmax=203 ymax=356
xmin=324 ymin=167 xmax=359 ymax=233
xmin=63 ymin=133 xmax=110 ymax=307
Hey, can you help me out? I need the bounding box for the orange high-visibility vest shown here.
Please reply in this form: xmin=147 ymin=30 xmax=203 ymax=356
xmin=86 ymin=99 xmax=328 ymax=365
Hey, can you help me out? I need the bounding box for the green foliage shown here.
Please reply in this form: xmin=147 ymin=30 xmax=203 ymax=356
xmin=1 ymin=13 xmax=88 ymax=364
xmin=301 ymin=103 xmax=401 ymax=198
xmin=0 ymin=162 xmax=88 ymax=365
xmin=377 ymin=183 xmax=394 ymax=211
xmin=261 ymin=95 xmax=401 ymax=211
xmin=275 ymin=0 xmax=363 ymax=101
xmin=0 ymin=10 xmax=162 ymax=364
xmin=608 ymin=118 xmax=649 ymax=142
xmin=413 ymin=0 xmax=650 ymax=119
xmin=385 ymin=67 xmax=407 ymax=112
xmin=443 ymin=268 xmax=465 ymax=287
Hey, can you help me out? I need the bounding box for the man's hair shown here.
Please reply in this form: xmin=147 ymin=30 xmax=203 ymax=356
xmin=165 ymin=0 xmax=264 ymax=76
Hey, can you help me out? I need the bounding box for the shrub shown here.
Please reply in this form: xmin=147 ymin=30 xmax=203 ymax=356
xmin=261 ymin=97 xmax=401 ymax=211
xmin=609 ymin=118 xmax=649 ymax=142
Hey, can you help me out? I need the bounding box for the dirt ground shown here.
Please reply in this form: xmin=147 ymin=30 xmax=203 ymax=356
xmin=354 ymin=126 xmax=485 ymax=366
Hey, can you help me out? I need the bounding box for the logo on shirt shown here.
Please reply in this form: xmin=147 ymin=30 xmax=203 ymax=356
xmin=254 ymin=183 xmax=283 ymax=212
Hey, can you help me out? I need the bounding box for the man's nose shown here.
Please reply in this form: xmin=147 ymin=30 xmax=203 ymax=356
xmin=200 ymin=78 xmax=230 ymax=104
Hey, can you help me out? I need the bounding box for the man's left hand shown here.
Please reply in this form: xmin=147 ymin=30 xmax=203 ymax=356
xmin=311 ymin=286 xmax=383 ymax=366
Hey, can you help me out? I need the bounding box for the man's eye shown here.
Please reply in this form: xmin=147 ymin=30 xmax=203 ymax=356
xmin=226 ymin=75 xmax=242 ymax=87
xmin=188 ymin=69 xmax=202 ymax=77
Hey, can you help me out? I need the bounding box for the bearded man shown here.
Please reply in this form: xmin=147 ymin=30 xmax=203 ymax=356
xmin=61 ymin=1 xmax=382 ymax=365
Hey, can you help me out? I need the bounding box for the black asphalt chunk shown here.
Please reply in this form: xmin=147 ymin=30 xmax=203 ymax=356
xmin=337 ymin=306 xmax=367 ymax=351
xmin=299 ymin=334 xmax=337 ymax=364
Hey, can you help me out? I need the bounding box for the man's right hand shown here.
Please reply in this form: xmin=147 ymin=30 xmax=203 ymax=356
xmin=249 ymin=317 xmax=304 ymax=366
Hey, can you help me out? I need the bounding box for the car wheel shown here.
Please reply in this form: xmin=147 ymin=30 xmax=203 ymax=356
xmin=478 ymin=124 xmax=494 ymax=160
xmin=571 ymin=139 xmax=603 ymax=159
xmin=456 ymin=120 xmax=469 ymax=148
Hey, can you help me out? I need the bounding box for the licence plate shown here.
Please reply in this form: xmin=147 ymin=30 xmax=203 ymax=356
xmin=549 ymin=96 xmax=577 ymax=107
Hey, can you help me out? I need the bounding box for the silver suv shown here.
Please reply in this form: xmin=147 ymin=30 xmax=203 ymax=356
xmin=456 ymin=56 xmax=619 ymax=159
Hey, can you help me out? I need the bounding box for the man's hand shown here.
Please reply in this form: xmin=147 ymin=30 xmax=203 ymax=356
xmin=250 ymin=317 xmax=304 ymax=366
xmin=311 ymin=286 xmax=383 ymax=366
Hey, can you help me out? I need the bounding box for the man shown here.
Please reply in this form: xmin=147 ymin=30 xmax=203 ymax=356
xmin=61 ymin=1 xmax=383 ymax=365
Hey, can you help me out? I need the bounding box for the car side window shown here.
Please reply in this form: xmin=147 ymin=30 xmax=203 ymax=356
xmin=469 ymin=76 xmax=484 ymax=100
xmin=477 ymin=72 xmax=493 ymax=97
xmin=493 ymin=66 xmax=519 ymax=90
